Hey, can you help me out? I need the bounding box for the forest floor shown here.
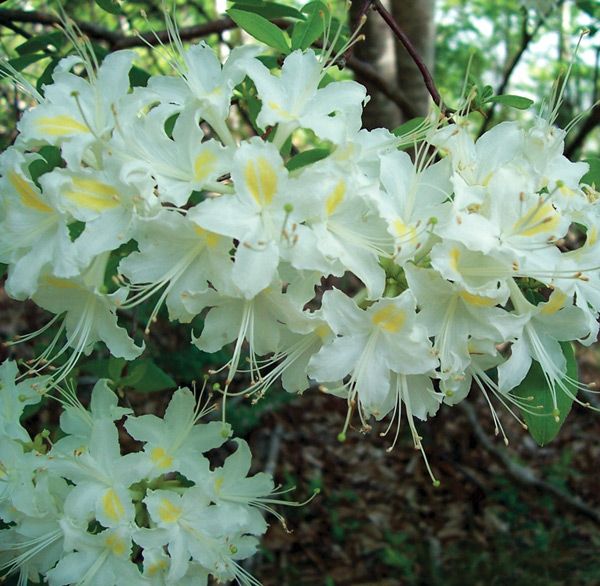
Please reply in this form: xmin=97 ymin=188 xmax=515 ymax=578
xmin=2 ymin=286 xmax=600 ymax=586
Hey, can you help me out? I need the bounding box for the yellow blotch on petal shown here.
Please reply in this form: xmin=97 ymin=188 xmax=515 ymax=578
xmin=268 ymin=102 xmax=295 ymax=119
xmin=101 ymin=488 xmax=126 ymax=522
xmin=558 ymin=184 xmax=575 ymax=198
xmin=315 ymin=324 xmax=331 ymax=339
xmin=587 ymin=226 xmax=597 ymax=247
xmin=9 ymin=171 xmax=53 ymax=212
xmin=43 ymin=275 xmax=79 ymax=289
xmin=65 ymin=177 xmax=121 ymax=211
xmin=540 ymin=291 xmax=567 ymax=315
xmin=147 ymin=559 xmax=168 ymax=576
xmin=194 ymin=225 xmax=221 ymax=248
xmin=104 ymin=534 xmax=127 ymax=557
xmin=512 ymin=203 xmax=560 ymax=237
xmin=480 ymin=172 xmax=493 ymax=187
xmin=150 ymin=446 xmax=174 ymax=470
xmin=215 ymin=476 xmax=224 ymax=495
xmin=158 ymin=498 xmax=182 ymax=523
xmin=449 ymin=247 xmax=460 ymax=272
xmin=326 ymin=180 xmax=346 ymax=216
xmin=35 ymin=115 xmax=89 ymax=136
xmin=372 ymin=304 xmax=406 ymax=333
xmin=193 ymin=150 xmax=217 ymax=182
xmin=393 ymin=219 xmax=418 ymax=245
xmin=244 ymin=157 xmax=278 ymax=206
xmin=459 ymin=290 xmax=497 ymax=307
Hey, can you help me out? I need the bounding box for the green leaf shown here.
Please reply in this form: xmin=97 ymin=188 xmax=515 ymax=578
xmin=392 ymin=117 xmax=426 ymax=138
xmin=481 ymin=85 xmax=494 ymax=101
xmin=81 ymin=357 xmax=123 ymax=380
xmin=581 ymin=158 xmax=600 ymax=187
xmin=129 ymin=65 xmax=150 ymax=88
xmin=286 ymin=148 xmax=331 ymax=171
xmin=67 ymin=221 xmax=86 ymax=242
xmin=227 ymin=8 xmax=290 ymax=53
xmin=28 ymin=145 xmax=63 ymax=185
xmin=487 ymin=94 xmax=534 ymax=110
xmin=104 ymin=239 xmax=138 ymax=292
xmin=576 ymin=0 xmax=600 ymax=19
xmin=81 ymin=357 xmax=176 ymax=393
xmin=163 ymin=113 xmax=179 ymax=138
xmin=120 ymin=360 xmax=177 ymax=393
xmin=4 ymin=53 xmax=49 ymax=73
xmin=256 ymin=54 xmax=280 ymax=67
xmin=513 ymin=342 xmax=578 ymax=446
xmin=291 ymin=1 xmax=327 ymax=51
xmin=108 ymin=357 xmax=127 ymax=381
xmin=36 ymin=57 xmax=60 ymax=95
xmin=230 ymin=2 xmax=304 ymax=21
xmin=39 ymin=145 xmax=63 ymax=167
xmin=246 ymin=93 xmax=263 ymax=133
xmin=120 ymin=362 xmax=148 ymax=387
xmin=16 ymin=32 xmax=64 ymax=56
xmin=95 ymin=0 xmax=122 ymax=15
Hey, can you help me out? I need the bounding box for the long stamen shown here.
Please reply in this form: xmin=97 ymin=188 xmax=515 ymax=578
xmin=396 ymin=374 xmax=439 ymax=486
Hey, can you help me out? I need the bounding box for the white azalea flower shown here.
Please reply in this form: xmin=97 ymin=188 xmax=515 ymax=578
xmin=498 ymin=281 xmax=596 ymax=410
xmin=124 ymin=387 xmax=230 ymax=481
xmin=0 ymin=148 xmax=80 ymax=299
xmin=405 ymin=263 xmax=525 ymax=394
xmin=190 ymin=138 xmax=326 ymax=298
xmin=308 ymin=288 xmax=438 ymax=431
xmin=147 ymin=33 xmax=262 ymax=146
xmin=0 ymin=360 xmax=47 ymax=442
xmin=244 ymin=48 xmax=367 ymax=148
xmin=17 ymin=50 xmax=138 ymax=166
xmin=25 ymin=253 xmax=144 ymax=386
xmin=117 ymin=208 xmax=234 ymax=328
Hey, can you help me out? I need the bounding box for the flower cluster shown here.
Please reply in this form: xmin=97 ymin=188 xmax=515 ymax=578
xmin=1 ymin=16 xmax=598 ymax=487
xmin=0 ymin=362 xmax=276 ymax=585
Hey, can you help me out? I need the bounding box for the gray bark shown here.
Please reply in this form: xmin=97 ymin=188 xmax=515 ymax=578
xmin=391 ymin=0 xmax=436 ymax=123
xmin=350 ymin=0 xmax=436 ymax=129
xmin=350 ymin=0 xmax=402 ymax=130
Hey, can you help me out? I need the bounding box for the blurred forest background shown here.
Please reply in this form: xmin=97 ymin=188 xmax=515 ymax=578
xmin=1 ymin=0 xmax=600 ymax=584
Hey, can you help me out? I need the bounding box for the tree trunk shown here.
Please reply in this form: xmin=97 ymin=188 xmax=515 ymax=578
xmin=391 ymin=0 xmax=436 ymax=123
xmin=350 ymin=0 xmax=436 ymax=130
xmin=350 ymin=0 xmax=402 ymax=130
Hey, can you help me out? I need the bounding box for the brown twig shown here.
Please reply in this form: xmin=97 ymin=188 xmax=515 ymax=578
xmin=346 ymin=53 xmax=418 ymax=119
xmin=0 ymin=8 xmax=123 ymax=46
xmin=340 ymin=0 xmax=373 ymax=65
xmin=0 ymin=7 xmax=238 ymax=50
xmin=370 ymin=0 xmax=445 ymax=113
